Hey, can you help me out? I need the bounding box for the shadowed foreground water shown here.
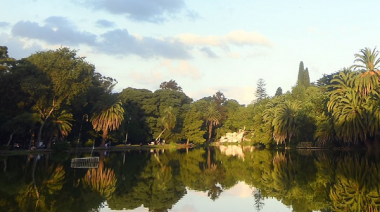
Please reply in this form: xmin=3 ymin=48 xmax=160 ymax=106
xmin=0 ymin=146 xmax=379 ymax=212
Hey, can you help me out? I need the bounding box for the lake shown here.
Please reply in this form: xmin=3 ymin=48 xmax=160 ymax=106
xmin=0 ymin=145 xmax=378 ymax=212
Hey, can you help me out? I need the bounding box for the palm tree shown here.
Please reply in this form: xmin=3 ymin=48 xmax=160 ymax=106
xmin=44 ymin=110 xmax=74 ymax=148
xmin=272 ymin=101 xmax=300 ymax=147
xmin=327 ymin=70 xmax=380 ymax=147
xmin=91 ymin=94 xmax=124 ymax=147
xmin=353 ymin=47 xmax=380 ymax=73
xmin=205 ymin=102 xmax=221 ymax=141
xmin=353 ymin=47 xmax=380 ymax=96
xmin=155 ymin=106 xmax=176 ymax=141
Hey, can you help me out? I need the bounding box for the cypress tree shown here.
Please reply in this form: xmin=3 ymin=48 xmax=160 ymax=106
xmin=296 ymin=61 xmax=310 ymax=88
xmin=297 ymin=61 xmax=305 ymax=86
xmin=304 ymin=68 xmax=310 ymax=88
xmin=275 ymin=87 xmax=283 ymax=96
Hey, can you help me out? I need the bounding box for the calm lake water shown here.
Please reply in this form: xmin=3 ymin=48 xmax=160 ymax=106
xmin=0 ymin=146 xmax=378 ymax=212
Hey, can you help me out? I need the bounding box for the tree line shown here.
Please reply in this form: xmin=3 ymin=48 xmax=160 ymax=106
xmin=1 ymin=46 xmax=380 ymax=149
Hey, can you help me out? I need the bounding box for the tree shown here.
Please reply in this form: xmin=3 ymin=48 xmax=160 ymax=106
xmin=352 ymin=47 xmax=380 ymax=96
xmin=272 ymin=101 xmax=300 ymax=147
xmin=213 ymin=91 xmax=227 ymax=106
xmin=118 ymin=87 xmax=154 ymax=144
xmin=327 ymin=70 xmax=380 ymax=148
xmin=24 ymin=47 xmax=96 ymax=145
xmin=44 ymin=110 xmax=74 ymax=148
xmin=0 ymin=46 xmax=15 ymax=73
xmin=275 ymin=87 xmax=283 ymax=96
xmin=159 ymin=79 xmax=183 ymax=92
xmin=91 ymin=94 xmax=124 ymax=147
xmin=304 ymin=68 xmax=310 ymax=87
xmin=156 ymin=106 xmax=177 ymax=141
xmin=205 ymin=102 xmax=221 ymax=141
xmin=182 ymin=106 xmax=206 ymax=145
xmin=2 ymin=112 xmax=38 ymax=148
xmin=353 ymin=47 xmax=380 ymax=73
xmin=255 ymin=78 xmax=268 ymax=102
xmin=296 ymin=61 xmax=310 ymax=88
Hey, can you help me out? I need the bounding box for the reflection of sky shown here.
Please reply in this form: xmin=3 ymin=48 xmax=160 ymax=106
xmin=101 ymin=181 xmax=292 ymax=212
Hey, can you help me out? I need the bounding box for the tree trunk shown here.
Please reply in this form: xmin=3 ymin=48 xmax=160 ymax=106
xmin=208 ymin=124 xmax=213 ymax=142
xmin=100 ymin=128 xmax=109 ymax=148
xmin=7 ymin=130 xmax=16 ymax=147
xmin=155 ymin=129 xmax=166 ymax=141
xmin=29 ymin=130 xmax=35 ymax=150
xmin=37 ymin=100 xmax=56 ymax=144
xmin=46 ymin=133 xmax=54 ymax=149
xmin=364 ymin=139 xmax=374 ymax=149
xmin=186 ymin=138 xmax=190 ymax=146
xmin=207 ymin=147 xmax=211 ymax=169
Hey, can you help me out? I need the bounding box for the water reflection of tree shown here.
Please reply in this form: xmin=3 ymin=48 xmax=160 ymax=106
xmin=82 ymin=152 xmax=117 ymax=199
xmin=196 ymin=148 xmax=225 ymax=201
xmin=16 ymin=155 xmax=65 ymax=212
xmin=330 ymin=156 xmax=380 ymax=212
xmin=108 ymin=151 xmax=186 ymax=211
xmin=82 ymin=168 xmax=117 ymax=199
xmin=253 ymin=189 xmax=264 ymax=212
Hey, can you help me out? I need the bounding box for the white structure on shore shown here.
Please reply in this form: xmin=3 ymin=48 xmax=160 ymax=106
xmin=219 ymin=128 xmax=246 ymax=143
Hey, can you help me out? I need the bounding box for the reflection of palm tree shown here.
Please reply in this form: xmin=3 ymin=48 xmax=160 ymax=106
xmin=82 ymin=167 xmax=117 ymax=199
xmin=198 ymin=148 xmax=225 ymax=201
xmin=16 ymin=157 xmax=65 ymax=212
xmin=330 ymin=156 xmax=379 ymax=212
xmin=271 ymin=152 xmax=296 ymax=194
xmin=91 ymin=94 xmax=124 ymax=147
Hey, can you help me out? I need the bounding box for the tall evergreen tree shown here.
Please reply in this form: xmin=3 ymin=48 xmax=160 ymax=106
xmin=297 ymin=61 xmax=305 ymax=86
xmin=297 ymin=61 xmax=310 ymax=88
xmin=304 ymin=68 xmax=310 ymax=87
xmin=255 ymin=78 xmax=268 ymax=102
xmin=275 ymin=87 xmax=283 ymax=96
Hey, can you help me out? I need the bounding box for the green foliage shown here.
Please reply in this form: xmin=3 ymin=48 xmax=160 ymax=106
xmin=159 ymin=79 xmax=183 ymax=92
xmin=182 ymin=106 xmax=206 ymax=144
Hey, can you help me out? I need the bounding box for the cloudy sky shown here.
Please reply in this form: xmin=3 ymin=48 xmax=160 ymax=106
xmin=1 ymin=0 xmax=380 ymax=105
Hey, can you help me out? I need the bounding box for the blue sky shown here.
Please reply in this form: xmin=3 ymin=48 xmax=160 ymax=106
xmin=1 ymin=0 xmax=380 ymax=105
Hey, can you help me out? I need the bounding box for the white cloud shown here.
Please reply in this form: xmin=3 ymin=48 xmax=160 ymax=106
xmin=226 ymin=30 xmax=273 ymax=47
xmin=177 ymin=30 xmax=273 ymax=48
xmin=199 ymin=47 xmax=219 ymax=58
xmin=129 ymin=69 xmax=164 ymax=87
xmin=160 ymin=60 xmax=202 ymax=80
